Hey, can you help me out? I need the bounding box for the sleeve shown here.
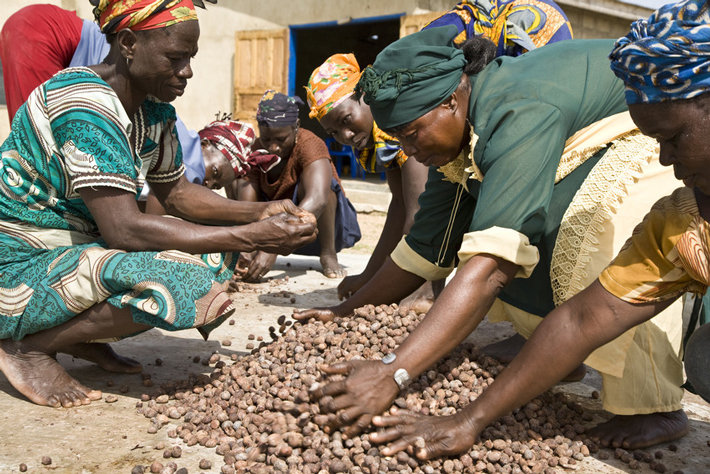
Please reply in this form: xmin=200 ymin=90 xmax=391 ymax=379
xmin=393 ymin=165 xmax=477 ymax=280
xmin=50 ymin=81 xmax=140 ymax=194
xmin=599 ymin=194 xmax=701 ymax=304
xmin=143 ymin=101 xmax=185 ymax=185
xmin=452 ymin=101 xmax=569 ymax=276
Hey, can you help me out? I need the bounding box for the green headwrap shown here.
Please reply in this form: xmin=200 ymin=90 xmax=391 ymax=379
xmin=356 ymin=25 xmax=467 ymax=129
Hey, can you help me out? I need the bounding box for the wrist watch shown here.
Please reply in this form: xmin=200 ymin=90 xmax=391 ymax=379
xmin=381 ymin=353 xmax=411 ymax=390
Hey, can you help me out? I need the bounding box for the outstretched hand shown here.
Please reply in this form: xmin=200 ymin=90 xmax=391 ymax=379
xmin=260 ymin=199 xmax=313 ymax=222
xmin=250 ymin=211 xmax=317 ymax=255
xmin=292 ymin=307 xmax=341 ymax=322
xmin=241 ymin=251 xmax=278 ymax=282
xmin=337 ymin=274 xmax=368 ymax=300
xmin=370 ymin=407 xmax=479 ymax=459
xmin=310 ymin=359 xmax=400 ymax=439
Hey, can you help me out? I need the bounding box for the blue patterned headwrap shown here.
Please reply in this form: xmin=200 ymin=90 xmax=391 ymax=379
xmin=609 ymin=0 xmax=710 ymax=104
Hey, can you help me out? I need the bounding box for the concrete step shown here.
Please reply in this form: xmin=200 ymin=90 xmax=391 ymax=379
xmin=341 ymin=177 xmax=391 ymax=213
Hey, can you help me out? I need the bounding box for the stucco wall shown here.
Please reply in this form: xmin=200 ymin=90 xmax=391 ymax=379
xmin=0 ymin=0 xmax=654 ymax=140
xmin=0 ymin=0 xmax=280 ymax=139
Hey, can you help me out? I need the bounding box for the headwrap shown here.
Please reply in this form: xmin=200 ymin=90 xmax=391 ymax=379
xmin=198 ymin=120 xmax=279 ymax=178
xmin=256 ymin=90 xmax=304 ymax=127
xmin=91 ymin=0 xmax=198 ymax=35
xmin=609 ymin=0 xmax=710 ymax=105
xmin=305 ymin=53 xmax=362 ymax=121
xmin=356 ymin=25 xmax=467 ymax=129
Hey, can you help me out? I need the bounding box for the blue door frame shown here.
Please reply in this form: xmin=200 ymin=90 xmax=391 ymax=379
xmin=286 ymin=13 xmax=405 ymax=96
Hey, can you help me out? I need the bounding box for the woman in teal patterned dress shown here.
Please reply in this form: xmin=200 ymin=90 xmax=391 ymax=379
xmin=0 ymin=0 xmax=316 ymax=408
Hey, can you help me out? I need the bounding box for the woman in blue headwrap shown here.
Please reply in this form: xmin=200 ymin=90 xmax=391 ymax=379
xmin=297 ymin=14 xmax=690 ymax=452
xmin=333 ymin=0 xmax=710 ymax=458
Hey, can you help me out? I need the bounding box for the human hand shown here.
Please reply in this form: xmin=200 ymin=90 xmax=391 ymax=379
xmin=250 ymin=211 xmax=317 ymax=254
xmin=337 ymin=273 xmax=368 ymax=300
xmin=241 ymin=251 xmax=278 ymax=282
xmin=260 ymin=199 xmax=314 ymax=222
xmin=310 ymin=359 xmax=400 ymax=439
xmin=292 ymin=307 xmax=342 ymax=322
xmin=370 ymin=407 xmax=479 ymax=459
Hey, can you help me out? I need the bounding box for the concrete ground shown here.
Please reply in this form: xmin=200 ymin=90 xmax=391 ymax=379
xmin=1 ymin=179 xmax=709 ymax=473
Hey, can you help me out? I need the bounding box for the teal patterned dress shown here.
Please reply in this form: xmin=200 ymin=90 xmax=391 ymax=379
xmin=0 ymin=68 xmax=235 ymax=340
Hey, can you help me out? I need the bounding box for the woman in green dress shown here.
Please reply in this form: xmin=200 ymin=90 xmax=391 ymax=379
xmin=297 ymin=24 xmax=687 ymax=449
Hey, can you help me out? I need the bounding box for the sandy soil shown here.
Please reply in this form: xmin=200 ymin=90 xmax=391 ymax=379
xmin=1 ymin=212 xmax=709 ymax=474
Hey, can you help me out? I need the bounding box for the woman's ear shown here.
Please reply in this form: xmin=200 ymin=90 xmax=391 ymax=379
xmin=117 ymin=29 xmax=138 ymax=62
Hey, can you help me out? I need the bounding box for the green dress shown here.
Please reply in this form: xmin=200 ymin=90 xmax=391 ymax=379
xmin=397 ymin=39 xmax=627 ymax=316
xmin=0 ymin=68 xmax=235 ymax=340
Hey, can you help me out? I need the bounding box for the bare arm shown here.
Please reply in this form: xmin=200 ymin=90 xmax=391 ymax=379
xmin=306 ymin=253 xmax=519 ymax=438
xmin=296 ymin=158 xmax=334 ymax=219
xmin=79 ymin=186 xmax=317 ymax=254
xmin=149 ymin=176 xmax=268 ymax=225
xmin=462 ymin=280 xmax=675 ymax=434
xmin=371 ymin=281 xmax=676 ymax=458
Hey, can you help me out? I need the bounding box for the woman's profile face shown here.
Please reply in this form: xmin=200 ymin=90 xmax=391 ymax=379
xmin=129 ymin=20 xmax=200 ymax=103
xmin=388 ymin=98 xmax=468 ymax=168
xmin=319 ymin=97 xmax=375 ymax=150
xmin=201 ymin=141 xmax=235 ymax=190
xmin=629 ymin=97 xmax=710 ymax=195
xmin=258 ymin=125 xmax=298 ymax=160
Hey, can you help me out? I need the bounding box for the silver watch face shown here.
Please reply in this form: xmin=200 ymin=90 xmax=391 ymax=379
xmin=394 ymin=368 xmax=411 ymax=389
xmin=382 ymin=353 xmax=396 ymax=364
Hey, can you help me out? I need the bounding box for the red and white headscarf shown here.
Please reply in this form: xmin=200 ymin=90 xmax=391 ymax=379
xmin=92 ymin=0 xmax=198 ymax=35
xmin=198 ymin=120 xmax=280 ymax=178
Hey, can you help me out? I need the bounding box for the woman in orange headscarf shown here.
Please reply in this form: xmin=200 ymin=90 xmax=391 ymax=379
xmin=0 ymin=0 xmax=316 ymax=408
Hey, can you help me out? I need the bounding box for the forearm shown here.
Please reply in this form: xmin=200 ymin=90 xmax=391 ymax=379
xmin=160 ymin=179 xmax=267 ymax=225
xmin=337 ymin=257 xmax=425 ymax=315
xmin=359 ymin=197 xmax=407 ymax=280
xmin=392 ymin=254 xmax=518 ymax=379
xmin=106 ymin=213 xmax=266 ymax=254
xmin=460 ymin=281 xmax=672 ymax=434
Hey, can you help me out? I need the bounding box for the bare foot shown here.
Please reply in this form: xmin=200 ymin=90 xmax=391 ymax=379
xmin=483 ymin=334 xmax=587 ymax=382
xmin=0 ymin=339 xmax=102 ymax=407
xmin=60 ymin=342 xmax=143 ymax=373
xmin=320 ymin=253 xmax=346 ymax=279
xmin=399 ymin=282 xmax=436 ymax=315
xmin=587 ymin=410 xmax=689 ymax=449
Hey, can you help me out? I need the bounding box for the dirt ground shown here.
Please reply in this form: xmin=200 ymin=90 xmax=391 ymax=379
xmin=1 ymin=211 xmax=709 ymax=474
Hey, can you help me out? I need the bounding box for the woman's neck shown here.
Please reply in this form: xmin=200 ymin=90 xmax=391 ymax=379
xmin=89 ymin=61 xmax=146 ymax=117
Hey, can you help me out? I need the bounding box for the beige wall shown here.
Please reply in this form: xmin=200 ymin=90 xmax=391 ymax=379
xmin=0 ymin=0 xmax=655 ymax=140
xmin=556 ymin=0 xmax=654 ymax=39
xmin=0 ymin=0 xmax=280 ymax=139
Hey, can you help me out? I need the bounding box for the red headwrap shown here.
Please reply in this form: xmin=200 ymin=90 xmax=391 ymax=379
xmin=198 ymin=120 xmax=280 ymax=178
xmin=93 ymin=0 xmax=198 ymax=35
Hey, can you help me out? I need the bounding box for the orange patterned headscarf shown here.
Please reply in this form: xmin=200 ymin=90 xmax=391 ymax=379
xmin=92 ymin=0 xmax=198 ymax=35
xmin=305 ymin=53 xmax=362 ymax=121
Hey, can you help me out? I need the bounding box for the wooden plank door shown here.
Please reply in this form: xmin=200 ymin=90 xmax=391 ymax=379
xmin=233 ymin=29 xmax=289 ymax=130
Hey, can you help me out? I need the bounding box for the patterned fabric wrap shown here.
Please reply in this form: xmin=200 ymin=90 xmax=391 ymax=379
xmin=199 ymin=120 xmax=258 ymax=178
xmin=256 ymin=90 xmax=304 ymax=127
xmin=609 ymin=0 xmax=710 ymax=104
xmin=92 ymin=0 xmax=197 ymax=35
xmin=306 ymin=53 xmax=362 ymax=120
xmin=357 ymin=25 xmax=468 ymax=129
xmin=0 ymin=67 xmax=234 ymax=340
xmin=599 ymin=186 xmax=710 ymax=303
xmin=425 ymin=0 xmax=573 ymax=57
xmin=358 ymin=122 xmax=407 ymax=173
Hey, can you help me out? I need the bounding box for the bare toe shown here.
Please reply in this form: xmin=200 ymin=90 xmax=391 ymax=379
xmin=0 ymin=339 xmax=99 ymax=407
xmin=587 ymin=411 xmax=688 ymax=450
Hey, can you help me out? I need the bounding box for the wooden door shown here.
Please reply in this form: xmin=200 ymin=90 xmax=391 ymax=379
xmin=233 ymin=29 xmax=289 ymax=130
xmin=399 ymin=11 xmax=447 ymax=37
